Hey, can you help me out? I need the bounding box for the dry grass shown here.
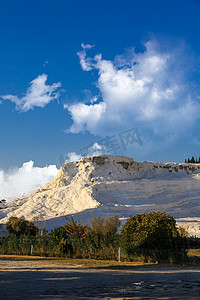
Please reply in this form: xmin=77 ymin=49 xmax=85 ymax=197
xmin=186 ymin=249 xmax=200 ymax=265
xmin=0 ymin=254 xmax=156 ymax=269
xmin=1 ymin=250 xmax=200 ymax=269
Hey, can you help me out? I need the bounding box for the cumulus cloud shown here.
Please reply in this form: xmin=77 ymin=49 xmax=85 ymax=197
xmin=1 ymin=74 xmax=61 ymax=112
xmin=65 ymin=102 xmax=106 ymax=134
xmin=0 ymin=161 xmax=58 ymax=201
xmin=66 ymin=40 xmax=200 ymax=140
xmin=61 ymin=143 xmax=104 ymax=165
xmin=87 ymin=142 xmax=104 ymax=156
xmin=64 ymin=152 xmax=82 ymax=163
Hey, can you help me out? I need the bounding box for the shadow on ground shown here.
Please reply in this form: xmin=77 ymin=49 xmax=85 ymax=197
xmin=1 ymin=265 xmax=200 ymax=299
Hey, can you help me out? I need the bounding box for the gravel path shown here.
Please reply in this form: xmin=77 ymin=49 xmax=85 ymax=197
xmin=0 ymin=259 xmax=200 ymax=299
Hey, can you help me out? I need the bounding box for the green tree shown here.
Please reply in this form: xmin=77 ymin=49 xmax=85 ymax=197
xmin=191 ymin=156 xmax=195 ymax=163
xmin=49 ymin=226 xmax=67 ymax=244
xmin=178 ymin=226 xmax=189 ymax=238
xmin=121 ymin=212 xmax=182 ymax=262
xmin=64 ymin=217 xmax=90 ymax=237
xmin=5 ymin=216 xmax=38 ymax=237
xmin=90 ymin=216 xmax=104 ymax=233
xmin=91 ymin=215 xmax=121 ymax=235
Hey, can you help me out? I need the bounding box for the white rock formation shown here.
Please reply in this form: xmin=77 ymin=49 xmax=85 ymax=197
xmin=1 ymin=155 xmax=200 ymax=236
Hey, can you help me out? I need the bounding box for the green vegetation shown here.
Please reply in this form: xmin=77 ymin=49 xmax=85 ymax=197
xmin=0 ymin=212 xmax=199 ymax=264
xmin=91 ymin=215 xmax=121 ymax=235
xmin=121 ymin=212 xmax=182 ymax=263
xmin=5 ymin=216 xmax=38 ymax=237
xmin=55 ymin=217 xmax=120 ymax=259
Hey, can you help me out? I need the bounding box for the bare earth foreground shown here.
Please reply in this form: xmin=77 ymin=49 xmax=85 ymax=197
xmin=0 ymin=256 xmax=200 ymax=300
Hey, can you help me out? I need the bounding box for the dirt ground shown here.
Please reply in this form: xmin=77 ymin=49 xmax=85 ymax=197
xmin=0 ymin=256 xmax=200 ymax=300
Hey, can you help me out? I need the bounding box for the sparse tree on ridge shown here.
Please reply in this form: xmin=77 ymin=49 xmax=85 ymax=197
xmin=184 ymin=157 xmax=200 ymax=164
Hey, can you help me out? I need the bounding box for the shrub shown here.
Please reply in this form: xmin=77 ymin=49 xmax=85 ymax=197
xmin=64 ymin=217 xmax=90 ymax=237
xmin=5 ymin=216 xmax=38 ymax=237
xmin=121 ymin=212 xmax=183 ymax=263
xmin=48 ymin=226 xmax=67 ymax=244
xmin=178 ymin=226 xmax=189 ymax=238
xmin=91 ymin=215 xmax=121 ymax=235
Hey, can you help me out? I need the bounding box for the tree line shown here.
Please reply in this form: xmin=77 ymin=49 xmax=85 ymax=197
xmin=0 ymin=212 xmax=198 ymax=263
xmin=184 ymin=156 xmax=200 ymax=163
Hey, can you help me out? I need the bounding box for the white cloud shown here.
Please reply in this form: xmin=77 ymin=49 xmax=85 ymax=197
xmin=1 ymin=74 xmax=61 ymax=112
xmin=87 ymin=142 xmax=104 ymax=156
xmin=64 ymin=152 xmax=82 ymax=163
xmin=63 ymin=143 xmax=104 ymax=164
xmin=90 ymin=96 xmax=98 ymax=104
xmin=65 ymin=102 xmax=106 ymax=134
xmin=77 ymin=43 xmax=94 ymax=71
xmin=66 ymin=40 xmax=200 ymax=139
xmin=77 ymin=50 xmax=93 ymax=71
xmin=81 ymin=43 xmax=94 ymax=50
xmin=0 ymin=161 xmax=58 ymax=201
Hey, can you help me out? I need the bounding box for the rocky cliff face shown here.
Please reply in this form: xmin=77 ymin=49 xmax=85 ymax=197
xmin=1 ymin=155 xmax=200 ymax=235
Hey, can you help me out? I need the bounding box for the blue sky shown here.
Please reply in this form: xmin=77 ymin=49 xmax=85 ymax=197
xmin=0 ymin=0 xmax=200 ymax=182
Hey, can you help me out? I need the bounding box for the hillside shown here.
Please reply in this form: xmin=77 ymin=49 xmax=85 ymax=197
xmin=0 ymin=155 xmax=200 ymax=236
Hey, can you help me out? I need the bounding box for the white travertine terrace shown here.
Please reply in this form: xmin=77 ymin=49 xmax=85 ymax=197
xmin=1 ymin=155 xmax=200 ymax=236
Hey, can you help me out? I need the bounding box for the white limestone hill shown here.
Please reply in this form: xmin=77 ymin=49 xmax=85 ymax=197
xmin=1 ymin=155 xmax=200 ymax=236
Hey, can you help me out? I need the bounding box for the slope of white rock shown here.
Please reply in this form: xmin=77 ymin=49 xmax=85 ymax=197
xmin=0 ymin=155 xmax=200 ymax=236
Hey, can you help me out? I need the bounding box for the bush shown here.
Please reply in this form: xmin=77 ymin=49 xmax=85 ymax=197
xmin=64 ymin=217 xmax=90 ymax=237
xmin=91 ymin=215 xmax=121 ymax=235
xmin=54 ymin=216 xmax=121 ymax=259
xmin=186 ymin=236 xmax=200 ymax=249
xmin=48 ymin=226 xmax=67 ymax=244
xmin=121 ymin=212 xmax=183 ymax=263
xmin=5 ymin=217 xmax=38 ymax=237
